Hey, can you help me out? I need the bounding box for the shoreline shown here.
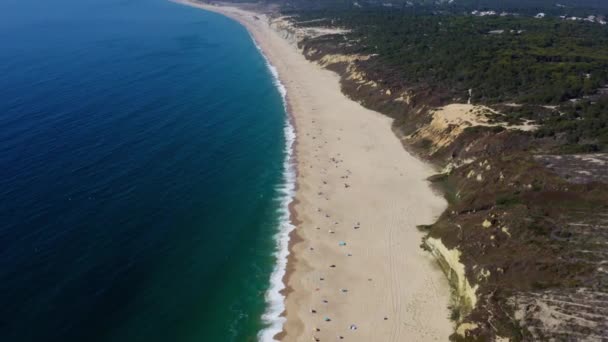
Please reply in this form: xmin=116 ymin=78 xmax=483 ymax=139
xmin=172 ymin=1 xmax=453 ymax=340
xmin=241 ymin=13 xmax=301 ymax=342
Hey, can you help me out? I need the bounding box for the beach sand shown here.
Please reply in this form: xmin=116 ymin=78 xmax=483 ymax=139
xmin=174 ymin=1 xmax=453 ymax=340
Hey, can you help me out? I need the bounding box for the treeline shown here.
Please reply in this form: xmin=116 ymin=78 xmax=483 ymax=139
xmin=224 ymin=0 xmax=608 ymax=15
xmin=294 ymin=10 xmax=608 ymax=104
xmin=439 ymin=0 xmax=608 ymax=14
xmin=249 ymin=0 xmax=608 ymax=13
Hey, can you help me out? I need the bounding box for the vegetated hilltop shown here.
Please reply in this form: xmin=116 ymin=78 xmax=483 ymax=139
xmin=294 ymin=10 xmax=608 ymax=152
xmin=274 ymin=7 xmax=608 ymax=341
xmin=268 ymin=0 xmax=608 ymax=15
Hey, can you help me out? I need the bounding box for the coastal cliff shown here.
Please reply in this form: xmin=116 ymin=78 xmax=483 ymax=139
xmin=264 ymin=13 xmax=608 ymax=341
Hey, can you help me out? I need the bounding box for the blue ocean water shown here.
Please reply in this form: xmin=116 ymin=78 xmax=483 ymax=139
xmin=0 ymin=0 xmax=292 ymax=341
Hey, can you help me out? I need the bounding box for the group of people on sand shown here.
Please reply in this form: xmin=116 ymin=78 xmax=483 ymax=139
xmin=305 ymin=116 xmax=393 ymax=341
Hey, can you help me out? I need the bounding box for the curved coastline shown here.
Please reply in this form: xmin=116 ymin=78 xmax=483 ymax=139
xmin=169 ymin=2 xmax=300 ymax=339
xmin=252 ymin=41 xmax=298 ymax=341
xmin=172 ymin=1 xmax=453 ymax=341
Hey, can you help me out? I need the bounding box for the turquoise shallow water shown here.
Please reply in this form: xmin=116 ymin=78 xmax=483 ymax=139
xmin=0 ymin=0 xmax=290 ymax=340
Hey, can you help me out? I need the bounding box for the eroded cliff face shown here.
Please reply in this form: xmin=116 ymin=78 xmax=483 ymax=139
xmin=266 ymin=15 xmax=608 ymax=342
xmin=406 ymin=104 xmax=538 ymax=156
xmin=268 ymin=16 xmax=300 ymax=45
xmin=268 ymin=15 xmax=350 ymax=46
xmin=425 ymin=237 xmax=478 ymax=313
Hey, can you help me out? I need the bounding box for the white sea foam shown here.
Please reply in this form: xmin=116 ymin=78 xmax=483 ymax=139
xmin=251 ymin=39 xmax=296 ymax=342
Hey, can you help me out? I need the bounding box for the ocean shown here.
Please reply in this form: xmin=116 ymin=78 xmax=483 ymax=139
xmin=0 ymin=0 xmax=294 ymax=341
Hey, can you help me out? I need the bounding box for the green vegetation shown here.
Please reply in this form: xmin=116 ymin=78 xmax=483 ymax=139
xmin=495 ymin=193 xmax=522 ymax=206
xmin=535 ymin=97 xmax=608 ymax=151
xmin=296 ymin=11 xmax=608 ymax=104
xmin=293 ymin=10 xmax=608 ymax=150
xmin=264 ymin=0 xmax=608 ymax=14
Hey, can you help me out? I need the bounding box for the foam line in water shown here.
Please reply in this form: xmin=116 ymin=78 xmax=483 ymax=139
xmin=251 ymin=38 xmax=296 ymax=342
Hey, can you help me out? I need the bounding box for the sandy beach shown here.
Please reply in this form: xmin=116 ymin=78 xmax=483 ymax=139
xmin=174 ymin=1 xmax=453 ymax=340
